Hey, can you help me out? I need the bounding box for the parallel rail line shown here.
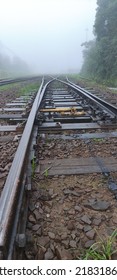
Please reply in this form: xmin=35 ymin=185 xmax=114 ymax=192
xmin=0 ymin=77 xmax=117 ymax=259
xmin=66 ymin=78 xmax=117 ymax=118
xmin=0 ymin=76 xmax=41 ymax=87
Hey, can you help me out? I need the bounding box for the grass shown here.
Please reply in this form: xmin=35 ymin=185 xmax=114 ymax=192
xmin=0 ymin=82 xmax=19 ymax=91
xmin=67 ymin=73 xmax=117 ymax=95
xmin=93 ymin=138 xmax=103 ymax=142
xmin=31 ymin=157 xmax=36 ymax=178
xmin=44 ymin=168 xmax=49 ymax=177
xmin=19 ymin=82 xmax=40 ymax=96
xmin=83 ymin=229 xmax=117 ymax=260
xmin=0 ymin=81 xmax=40 ymax=96
xmin=45 ymin=138 xmax=51 ymax=144
xmin=110 ymin=88 xmax=117 ymax=94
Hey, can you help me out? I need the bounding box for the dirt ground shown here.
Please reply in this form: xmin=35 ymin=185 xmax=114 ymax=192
xmin=25 ymin=133 xmax=117 ymax=260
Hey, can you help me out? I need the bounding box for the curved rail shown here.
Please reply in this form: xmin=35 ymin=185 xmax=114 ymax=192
xmin=65 ymin=77 xmax=117 ymax=118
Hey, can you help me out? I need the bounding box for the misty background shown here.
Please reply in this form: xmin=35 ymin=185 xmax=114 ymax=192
xmin=0 ymin=0 xmax=97 ymax=76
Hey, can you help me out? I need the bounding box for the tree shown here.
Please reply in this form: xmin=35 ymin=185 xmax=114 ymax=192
xmin=0 ymin=41 xmax=30 ymax=78
xmin=12 ymin=56 xmax=30 ymax=75
xmin=81 ymin=0 xmax=117 ymax=84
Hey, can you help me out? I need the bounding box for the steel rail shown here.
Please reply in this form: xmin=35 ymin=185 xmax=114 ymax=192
xmin=0 ymin=75 xmax=41 ymax=86
xmin=0 ymin=77 xmax=53 ymax=259
xmin=66 ymin=78 xmax=117 ymax=117
xmin=53 ymin=78 xmax=116 ymax=119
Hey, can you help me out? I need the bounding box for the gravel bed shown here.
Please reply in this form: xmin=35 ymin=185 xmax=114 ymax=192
xmin=25 ymin=173 xmax=117 ymax=260
xmin=25 ymin=134 xmax=117 ymax=260
xmin=0 ymin=80 xmax=38 ymax=108
xmin=0 ymin=133 xmax=20 ymax=195
xmin=24 ymin=82 xmax=117 ymax=259
xmin=0 ymin=79 xmax=40 ymax=195
xmin=36 ymin=137 xmax=117 ymax=160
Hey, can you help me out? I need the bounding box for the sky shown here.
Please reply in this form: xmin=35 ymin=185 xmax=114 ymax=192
xmin=0 ymin=0 xmax=97 ymax=74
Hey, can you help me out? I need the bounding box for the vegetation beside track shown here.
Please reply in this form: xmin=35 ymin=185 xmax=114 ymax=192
xmin=0 ymin=81 xmax=40 ymax=96
xmin=83 ymin=229 xmax=117 ymax=260
xmin=67 ymin=74 xmax=117 ymax=95
xmin=19 ymin=81 xmax=41 ymax=95
xmin=80 ymin=0 xmax=117 ymax=87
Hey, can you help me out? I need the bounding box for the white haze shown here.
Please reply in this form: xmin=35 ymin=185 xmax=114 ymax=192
xmin=0 ymin=0 xmax=97 ymax=74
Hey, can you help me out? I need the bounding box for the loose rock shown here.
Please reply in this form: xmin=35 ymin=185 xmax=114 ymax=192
xmin=81 ymin=215 xmax=91 ymax=225
xmin=93 ymin=218 xmax=102 ymax=226
xmin=28 ymin=215 xmax=36 ymax=224
xmin=55 ymin=246 xmax=72 ymax=259
xmin=84 ymin=240 xmax=95 ymax=248
xmin=37 ymin=236 xmax=50 ymax=248
xmin=69 ymin=240 xmax=77 ymax=248
xmin=67 ymin=221 xmax=75 ymax=230
xmin=83 ymin=225 xmax=92 ymax=232
xmin=32 ymin=224 xmax=41 ymax=231
xmin=74 ymin=206 xmax=82 ymax=212
xmin=85 ymin=199 xmax=110 ymax=211
xmin=36 ymin=247 xmax=45 ymax=260
xmin=44 ymin=248 xmax=54 ymax=260
xmin=48 ymin=232 xmax=55 ymax=239
xmin=85 ymin=229 xmax=95 ymax=240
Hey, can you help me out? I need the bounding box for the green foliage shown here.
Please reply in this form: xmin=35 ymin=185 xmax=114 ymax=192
xmin=93 ymin=138 xmax=103 ymax=142
xmin=94 ymin=0 xmax=117 ymax=41
xmin=44 ymin=168 xmax=49 ymax=177
xmin=83 ymin=229 xmax=117 ymax=260
xmin=0 ymin=82 xmax=19 ymax=91
xmin=67 ymin=73 xmax=81 ymax=83
xmin=31 ymin=157 xmax=36 ymax=178
xmin=19 ymin=82 xmax=39 ymax=95
xmin=0 ymin=81 xmax=40 ymax=98
xmin=81 ymin=0 xmax=117 ymax=85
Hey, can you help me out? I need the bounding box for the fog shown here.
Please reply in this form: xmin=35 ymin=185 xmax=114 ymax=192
xmin=0 ymin=0 xmax=97 ymax=74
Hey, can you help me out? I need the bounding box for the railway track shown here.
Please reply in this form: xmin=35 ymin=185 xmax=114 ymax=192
xmin=0 ymin=76 xmax=41 ymax=87
xmin=0 ymin=77 xmax=117 ymax=259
